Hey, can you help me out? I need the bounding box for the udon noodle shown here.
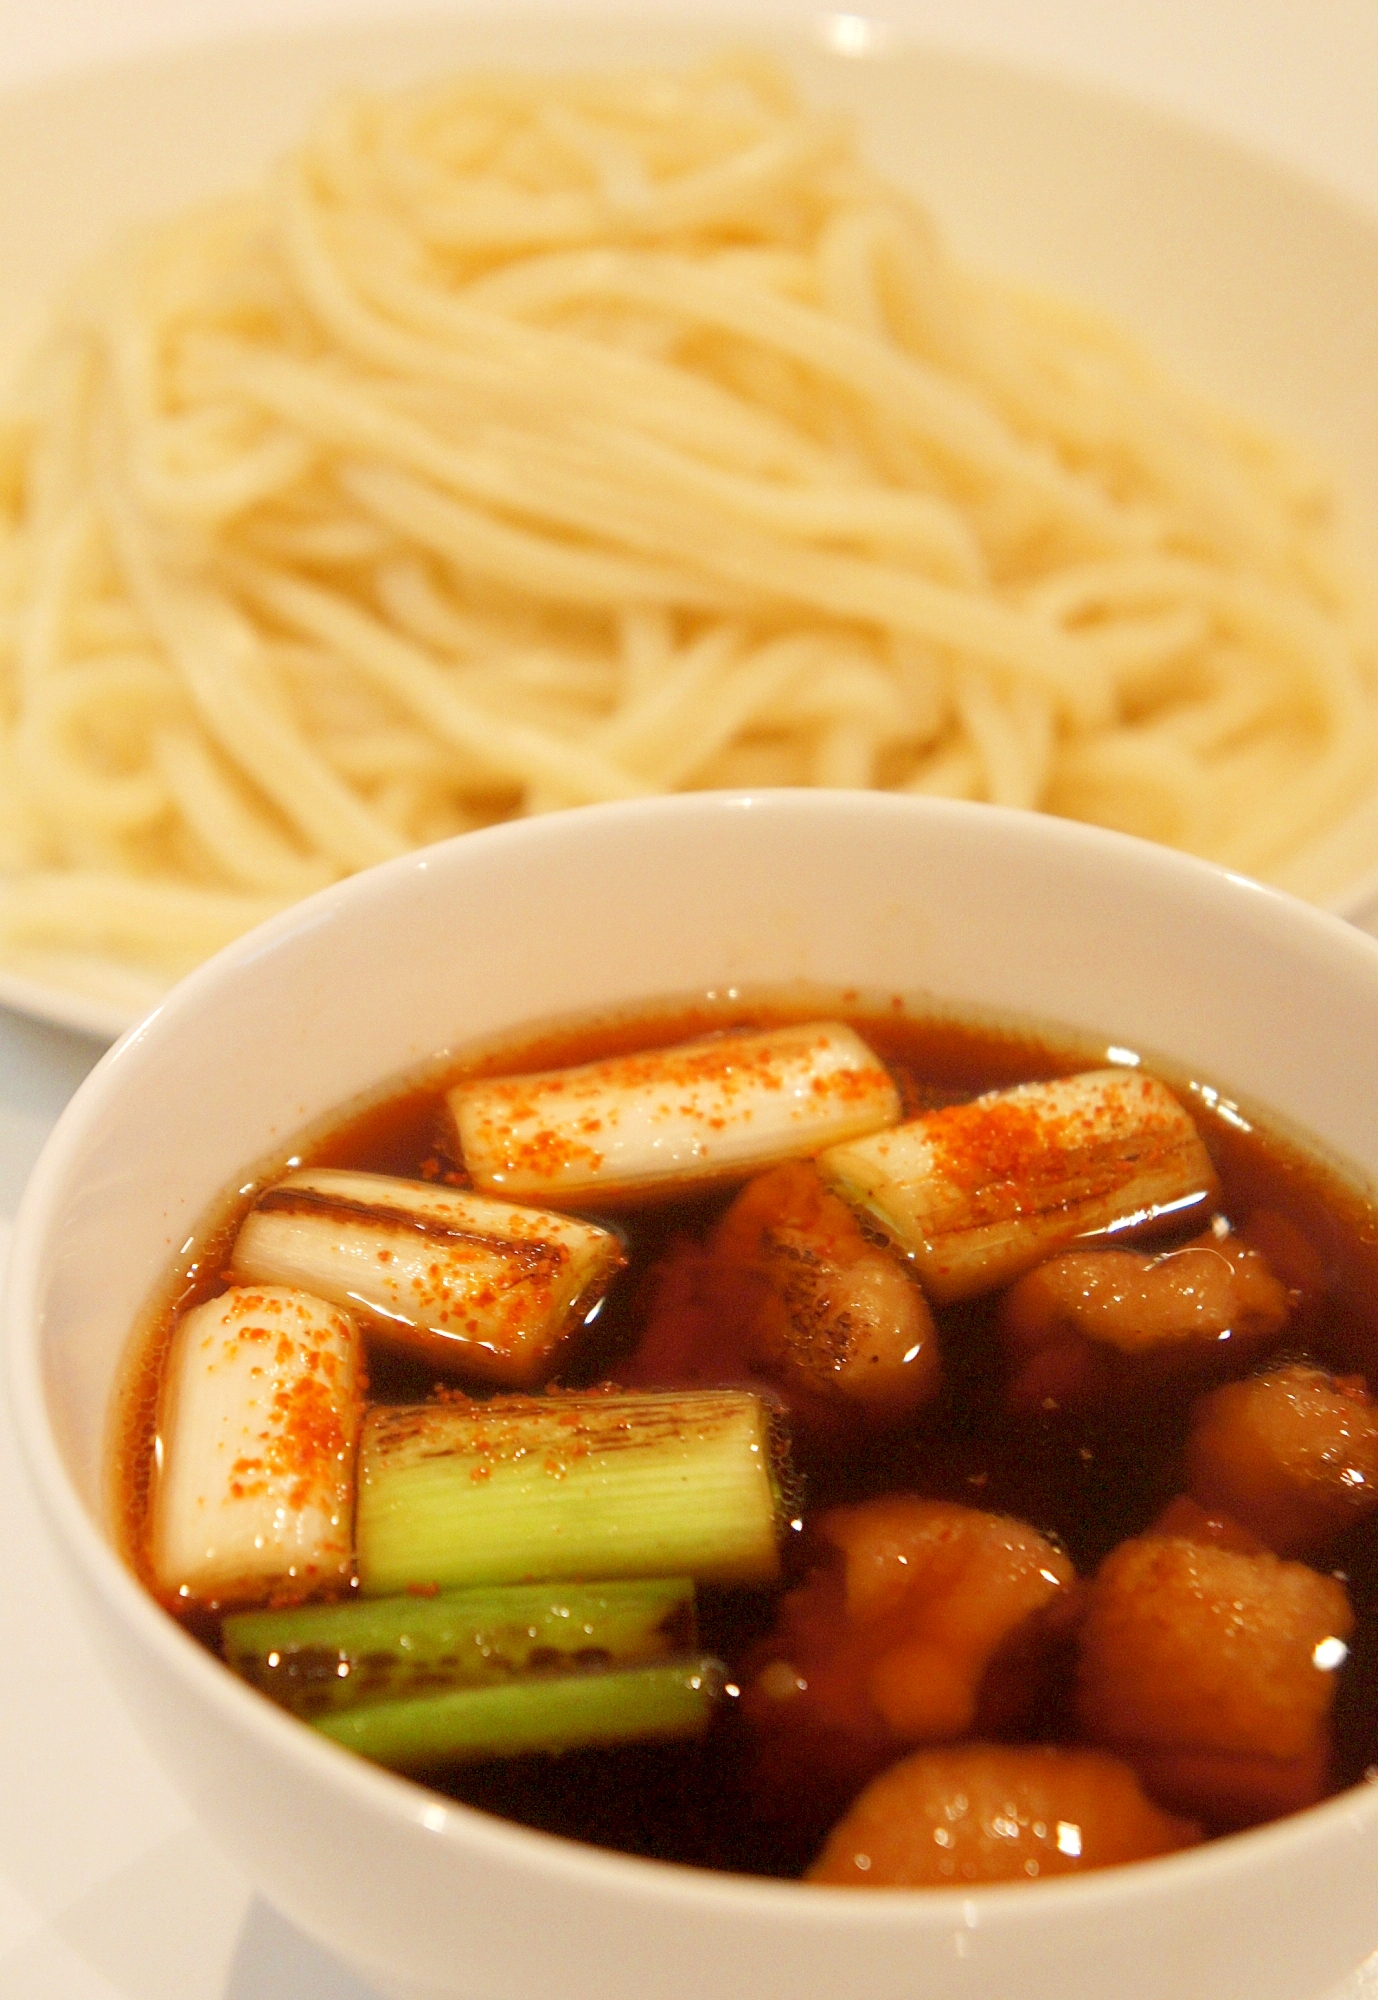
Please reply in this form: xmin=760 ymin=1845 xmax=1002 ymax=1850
xmin=1 ymin=53 xmax=1375 ymax=1008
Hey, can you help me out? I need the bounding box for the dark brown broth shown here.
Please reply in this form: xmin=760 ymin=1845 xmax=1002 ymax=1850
xmin=117 ymin=1003 xmax=1378 ymax=1877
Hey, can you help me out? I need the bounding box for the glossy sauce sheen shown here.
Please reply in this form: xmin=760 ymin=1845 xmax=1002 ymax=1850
xmin=116 ymin=1004 xmax=1378 ymax=1877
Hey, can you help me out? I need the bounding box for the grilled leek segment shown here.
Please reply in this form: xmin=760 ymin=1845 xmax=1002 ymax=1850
xmin=230 ymin=1168 xmax=624 ymax=1386
xmin=448 ymin=1020 xmax=900 ymax=1204
xmin=818 ymin=1069 xmax=1218 ymax=1303
xmin=149 ymin=1284 xmax=363 ymax=1603
xmin=355 ymin=1388 xmax=788 ymax=1596
xmin=314 ymin=1655 xmax=724 ymax=1773
xmin=224 ymin=1576 xmax=697 ymax=1718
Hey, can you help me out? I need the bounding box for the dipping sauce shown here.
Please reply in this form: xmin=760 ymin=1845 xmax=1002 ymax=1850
xmin=114 ymin=1000 xmax=1378 ymax=1883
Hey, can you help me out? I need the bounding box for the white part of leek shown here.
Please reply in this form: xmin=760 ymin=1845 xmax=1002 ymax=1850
xmin=449 ymin=1020 xmax=900 ymax=1203
xmin=148 ymin=1284 xmax=363 ymax=1603
xmin=818 ymin=1068 xmax=1219 ymax=1303
xmin=230 ymin=1169 xmax=623 ymax=1385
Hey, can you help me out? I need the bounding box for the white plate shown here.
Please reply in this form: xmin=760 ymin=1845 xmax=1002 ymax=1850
xmin=5 ymin=12 xmax=1378 ymax=1996
xmin=3 ymin=3 xmax=1378 ymax=1038
xmin=0 ymin=972 xmax=155 ymax=1047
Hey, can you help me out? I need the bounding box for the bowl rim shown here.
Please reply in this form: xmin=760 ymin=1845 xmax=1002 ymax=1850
xmin=9 ymin=787 xmax=1378 ymax=1930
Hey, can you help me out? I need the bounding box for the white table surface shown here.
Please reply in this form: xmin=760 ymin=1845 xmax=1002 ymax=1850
xmin=3 ymin=3 xmax=1378 ymax=1994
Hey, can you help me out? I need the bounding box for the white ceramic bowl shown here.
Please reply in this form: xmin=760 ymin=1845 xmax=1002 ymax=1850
xmin=9 ymin=790 xmax=1378 ymax=2000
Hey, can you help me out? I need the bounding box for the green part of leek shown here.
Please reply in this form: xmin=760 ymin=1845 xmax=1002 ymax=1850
xmin=313 ymin=1654 xmax=724 ymax=1773
xmin=222 ymin=1577 xmax=696 ymax=1719
xmin=356 ymin=1388 xmax=786 ymax=1597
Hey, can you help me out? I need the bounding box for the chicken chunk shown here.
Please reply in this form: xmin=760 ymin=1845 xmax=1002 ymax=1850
xmin=806 ymin=1743 xmax=1200 ymax=1887
xmin=999 ymin=1223 xmax=1291 ymax=1415
xmin=1186 ymin=1363 xmax=1378 ymax=1556
xmin=1075 ymin=1525 xmax=1353 ymax=1827
xmin=742 ymin=1497 xmax=1077 ymax=1823
xmin=710 ymin=1161 xmax=940 ymax=1421
xmin=623 ymin=1161 xmax=939 ymax=1444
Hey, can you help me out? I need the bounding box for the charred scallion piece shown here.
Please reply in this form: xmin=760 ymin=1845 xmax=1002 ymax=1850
xmin=149 ymin=1285 xmax=363 ymax=1604
xmin=230 ymin=1169 xmax=624 ymax=1386
xmin=313 ymin=1655 xmax=724 ymax=1773
xmin=223 ymin=1576 xmax=696 ymax=1718
xmin=448 ymin=1020 xmax=900 ymax=1204
xmin=818 ymin=1069 xmax=1219 ymax=1303
xmin=356 ymin=1389 xmax=788 ymax=1596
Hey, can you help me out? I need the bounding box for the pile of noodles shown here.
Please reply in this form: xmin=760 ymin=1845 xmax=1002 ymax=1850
xmin=2 ymin=52 xmax=1376 ymax=1010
